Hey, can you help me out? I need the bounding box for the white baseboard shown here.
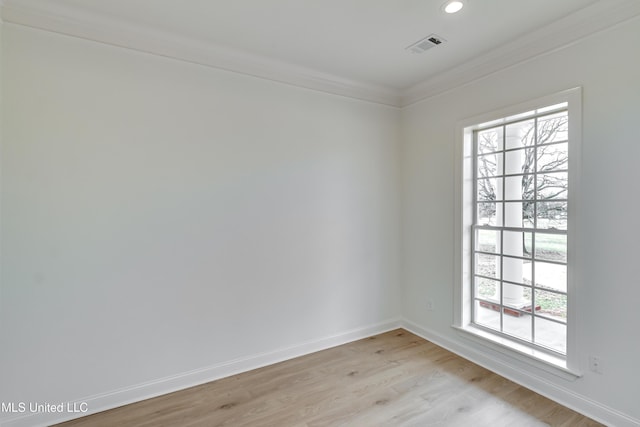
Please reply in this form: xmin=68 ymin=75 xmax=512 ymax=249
xmin=400 ymin=317 xmax=640 ymax=427
xmin=1 ymin=318 xmax=402 ymax=427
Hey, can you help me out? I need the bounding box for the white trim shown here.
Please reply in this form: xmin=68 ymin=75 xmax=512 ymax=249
xmin=401 ymin=318 xmax=640 ymax=427
xmin=452 ymin=325 xmax=581 ymax=380
xmin=0 ymin=2 xmax=401 ymax=107
xmin=0 ymin=318 xmax=402 ymax=427
xmin=565 ymin=88 xmax=583 ymax=374
xmin=401 ymin=0 xmax=640 ymax=106
xmin=454 ymin=88 xmax=583 ymax=375
xmin=453 ymin=120 xmax=474 ymax=329
xmin=1 ymin=1 xmax=639 ymax=107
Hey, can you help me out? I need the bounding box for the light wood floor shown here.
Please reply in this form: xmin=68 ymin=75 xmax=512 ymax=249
xmin=56 ymin=329 xmax=602 ymax=427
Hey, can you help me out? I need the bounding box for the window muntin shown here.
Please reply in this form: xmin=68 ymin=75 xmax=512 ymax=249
xmin=471 ymin=105 xmax=569 ymax=356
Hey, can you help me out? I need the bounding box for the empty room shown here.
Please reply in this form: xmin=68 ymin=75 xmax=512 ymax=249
xmin=1 ymin=0 xmax=639 ymax=426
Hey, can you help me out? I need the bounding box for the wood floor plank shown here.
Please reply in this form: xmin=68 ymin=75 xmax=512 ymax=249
xmin=55 ymin=329 xmax=603 ymax=427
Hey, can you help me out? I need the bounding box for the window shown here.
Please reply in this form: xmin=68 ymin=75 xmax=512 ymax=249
xmin=454 ymin=89 xmax=581 ymax=374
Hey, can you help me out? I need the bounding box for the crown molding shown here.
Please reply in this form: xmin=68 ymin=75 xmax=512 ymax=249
xmin=401 ymin=0 xmax=640 ymax=106
xmin=1 ymin=0 xmax=638 ymax=108
xmin=0 ymin=1 xmax=402 ymax=107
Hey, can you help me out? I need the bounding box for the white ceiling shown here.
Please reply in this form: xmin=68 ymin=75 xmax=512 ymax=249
xmin=3 ymin=0 xmax=639 ymax=105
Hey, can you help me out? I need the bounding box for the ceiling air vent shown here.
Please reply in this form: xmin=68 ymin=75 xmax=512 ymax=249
xmin=406 ymin=34 xmax=446 ymax=54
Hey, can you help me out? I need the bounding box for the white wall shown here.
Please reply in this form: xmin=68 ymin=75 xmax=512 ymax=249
xmin=401 ymin=17 xmax=640 ymax=425
xmin=0 ymin=23 xmax=400 ymax=424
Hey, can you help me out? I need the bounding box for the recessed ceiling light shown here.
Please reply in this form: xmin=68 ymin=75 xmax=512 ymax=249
xmin=443 ymin=0 xmax=464 ymax=14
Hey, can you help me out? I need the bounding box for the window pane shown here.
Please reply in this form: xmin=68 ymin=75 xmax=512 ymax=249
xmin=503 ymin=257 xmax=532 ymax=285
xmin=534 ymin=261 xmax=566 ymax=292
xmin=476 ymin=229 xmax=501 ymax=253
xmin=503 ymin=231 xmax=532 ymax=258
xmin=471 ymin=101 xmax=571 ymax=357
xmin=477 ymin=177 xmax=502 ymax=201
xmin=504 ymin=311 xmax=532 ymax=342
xmin=505 ymin=175 xmax=533 ymax=201
xmin=475 ymin=277 xmax=500 ymax=301
xmin=506 ymin=119 xmax=535 ymax=149
xmin=505 ymin=148 xmax=534 ymax=175
xmin=477 ymin=153 xmax=502 ymax=178
xmin=477 ymin=127 xmax=503 ymax=154
xmin=534 ymin=317 xmax=566 ymax=354
xmin=503 ymin=283 xmax=531 ymax=309
xmin=537 ymin=142 xmax=568 ymax=172
xmin=478 ymin=202 xmax=502 ymax=226
xmin=537 ymin=111 xmax=568 ymax=144
xmin=505 ymin=202 xmax=534 ymax=228
xmin=474 ymin=300 xmax=500 ymax=331
xmin=536 ymin=201 xmax=567 ymax=230
xmin=535 ymin=289 xmax=567 ymax=321
xmin=534 ymin=233 xmax=567 ymax=263
xmin=537 ymin=172 xmax=568 ymax=200
xmin=475 ymin=253 xmax=499 ymax=279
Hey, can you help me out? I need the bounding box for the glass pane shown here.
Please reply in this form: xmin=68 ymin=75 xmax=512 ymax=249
xmin=537 ymin=111 xmax=568 ymax=144
xmin=535 ymin=289 xmax=567 ymax=321
xmin=537 ymin=142 xmax=568 ymax=172
xmin=505 ymin=148 xmax=535 ymax=175
xmin=505 ymin=175 xmax=533 ymax=201
xmin=474 ymin=299 xmax=500 ymax=331
xmin=475 ymin=277 xmax=500 ymax=301
xmin=475 ymin=253 xmax=499 ymax=279
xmin=503 ymin=283 xmax=531 ymax=310
xmin=503 ymin=257 xmax=531 ymax=285
xmin=476 ymin=229 xmax=500 ymax=253
xmin=505 ymin=202 xmax=533 ymax=228
xmin=534 ymin=261 xmax=566 ymax=292
xmin=477 ymin=153 xmax=502 ymax=178
xmin=505 ymin=119 xmax=535 ymax=149
xmin=503 ymin=231 xmax=532 ymax=258
xmin=537 ymin=172 xmax=568 ymax=200
xmin=477 ymin=177 xmax=502 ymax=201
xmin=477 ymin=127 xmax=503 ymax=154
xmin=478 ymin=202 xmax=502 ymax=226
xmin=535 ymin=233 xmax=567 ymax=263
xmin=535 ymin=317 xmax=566 ymax=354
xmin=504 ymin=311 xmax=532 ymax=342
xmin=536 ymin=201 xmax=567 ymax=230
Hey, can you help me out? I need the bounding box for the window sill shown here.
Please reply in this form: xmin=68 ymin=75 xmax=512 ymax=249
xmin=452 ymin=324 xmax=582 ymax=381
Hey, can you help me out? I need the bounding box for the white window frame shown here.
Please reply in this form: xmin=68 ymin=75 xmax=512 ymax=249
xmin=453 ymin=88 xmax=582 ymax=379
